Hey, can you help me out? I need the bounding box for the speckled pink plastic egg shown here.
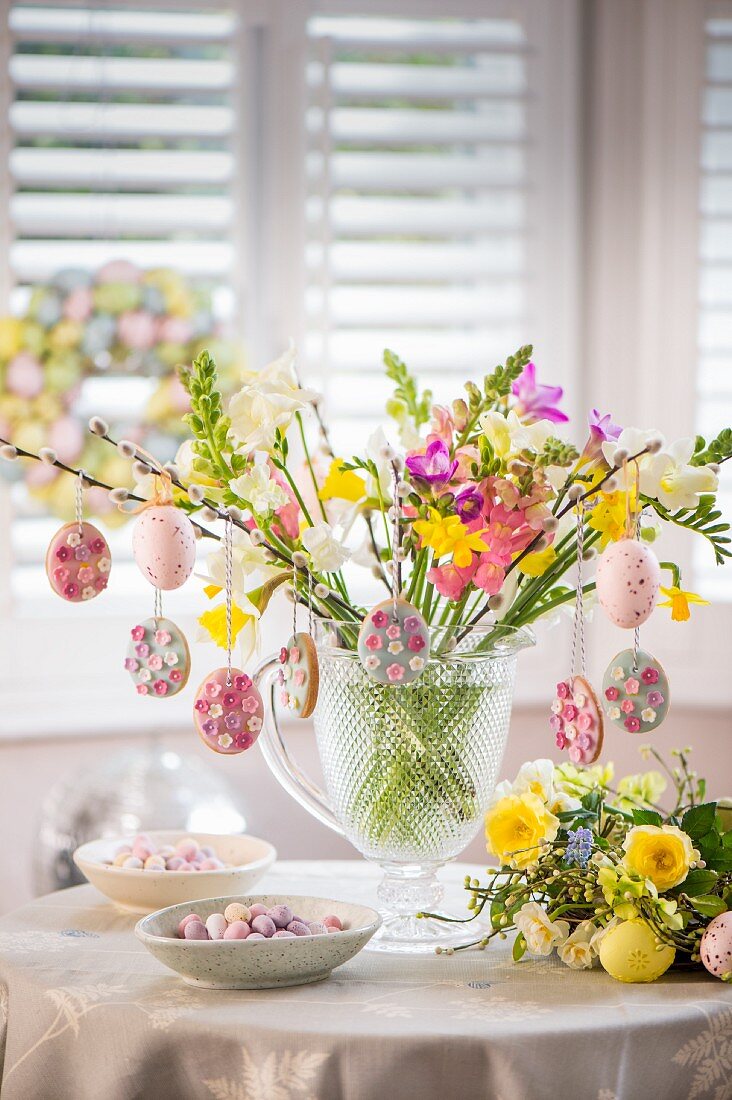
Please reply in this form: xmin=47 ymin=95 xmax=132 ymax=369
xmin=595 ymin=538 xmax=661 ymax=628
xmin=132 ymin=505 xmax=196 ymax=590
xmin=700 ymin=912 xmax=732 ymax=979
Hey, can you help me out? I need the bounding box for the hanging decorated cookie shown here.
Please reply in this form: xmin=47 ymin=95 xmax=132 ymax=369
xmin=602 ymin=648 xmax=670 ymax=734
xmin=193 ymin=667 xmax=264 ymax=755
xmin=550 ymin=498 xmax=604 ymax=764
xmin=46 ymin=473 xmax=111 ymax=602
xmin=595 ymin=460 xmax=660 ymax=628
xmin=278 ymin=560 xmax=319 ymax=718
xmin=124 ymin=614 xmax=190 ymax=698
xmin=194 ymin=513 xmax=263 ymax=755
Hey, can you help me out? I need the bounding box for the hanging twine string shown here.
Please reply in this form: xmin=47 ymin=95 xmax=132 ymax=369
xmin=292 ymin=558 xmax=299 ymax=638
xmin=224 ymin=511 xmax=233 ymax=686
xmin=307 ymin=567 xmax=314 ymax=637
xmin=632 ymin=461 xmax=642 ymax=672
xmin=391 ymin=461 xmax=401 ymax=622
xmin=154 ymin=587 xmax=162 ymax=622
xmin=116 ymin=444 xmax=174 ymax=516
xmin=570 ymin=499 xmax=587 ymax=679
xmin=75 ymin=471 xmax=85 ymax=535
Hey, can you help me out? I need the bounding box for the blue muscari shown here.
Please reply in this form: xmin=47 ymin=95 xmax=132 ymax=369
xmin=565 ymin=826 xmax=593 ymax=868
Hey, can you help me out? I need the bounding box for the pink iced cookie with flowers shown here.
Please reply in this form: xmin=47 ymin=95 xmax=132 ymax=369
xmin=550 ymin=675 xmax=604 ymax=765
xmin=193 ymin=667 xmax=264 ymax=755
xmin=601 ymin=648 xmax=669 ymax=733
xmin=124 ymin=617 xmax=190 ymax=698
xmin=278 ymin=632 xmax=319 ymax=719
xmin=357 ymin=597 xmax=430 ymax=685
xmin=45 ymin=521 xmax=111 ymax=602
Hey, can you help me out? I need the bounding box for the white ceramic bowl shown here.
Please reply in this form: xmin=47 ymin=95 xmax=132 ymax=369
xmin=73 ymin=831 xmax=276 ymax=914
xmin=135 ymin=894 xmax=382 ymax=988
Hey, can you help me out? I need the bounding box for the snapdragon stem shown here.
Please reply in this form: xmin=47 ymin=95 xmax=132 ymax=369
xmin=296 ymin=411 xmax=328 ymax=523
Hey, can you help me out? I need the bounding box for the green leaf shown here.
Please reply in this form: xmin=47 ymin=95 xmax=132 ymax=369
xmin=632 ymin=808 xmax=663 ymax=826
xmin=682 ymin=802 xmax=718 ymax=840
xmin=512 ymin=932 xmax=527 ymax=961
xmin=679 ymin=869 xmax=719 ymax=895
xmin=707 ymin=851 xmax=732 ymax=873
xmin=688 ymin=895 xmax=727 ymax=918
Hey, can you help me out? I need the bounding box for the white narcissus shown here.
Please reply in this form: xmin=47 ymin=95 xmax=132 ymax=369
xmin=514 ymin=901 xmax=569 ymax=955
xmin=200 ymin=528 xmax=279 ymax=594
xmin=640 ymin=438 xmax=719 ymax=510
xmin=230 ymin=456 xmax=289 ymax=514
xmin=301 ymin=522 xmax=350 ymax=572
xmin=228 ymin=345 xmax=316 ymax=454
xmin=558 ymin=920 xmax=598 ymax=969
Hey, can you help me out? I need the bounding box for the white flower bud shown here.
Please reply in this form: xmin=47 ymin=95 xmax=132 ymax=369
xmin=0 ymin=444 xmax=17 ymax=461
xmin=117 ymin=439 xmax=136 ymax=458
xmin=612 ymin=447 xmax=629 ymax=465
xmin=88 ymin=416 xmax=109 ymax=437
xmin=314 ymin=583 xmax=329 ymax=599
xmin=379 ymin=443 xmax=395 ymax=460
xmin=193 ymin=524 xmax=204 ymax=540
xmin=708 ymin=462 xmax=720 ymax=475
xmin=132 ymin=460 xmax=151 ymax=480
xmin=397 ymin=480 xmax=411 ymax=498
xmin=292 ymin=550 xmax=308 ymax=569
xmin=187 ymin=484 xmax=205 ymax=503
xmin=39 ymin=447 xmax=57 ymax=465
xmin=108 ymin=487 xmax=129 ymax=504
xmin=445 ymin=636 xmax=457 ymax=652
xmin=163 ymin=462 xmax=179 ymax=481
xmin=250 ymin=528 xmax=265 ymax=546
xmin=227 ymin=505 xmax=243 ymax=523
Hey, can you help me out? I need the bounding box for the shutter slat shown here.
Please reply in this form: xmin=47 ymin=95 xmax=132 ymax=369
xmin=10 ymin=101 xmax=233 ymax=140
xmin=306 ymin=239 xmax=524 ymax=281
xmin=10 ymin=6 xmax=235 ymax=44
xmin=308 ymin=15 xmax=525 ymax=51
xmin=11 ymin=239 xmax=233 ymax=280
xmin=307 ymin=150 xmax=525 ymax=190
xmin=11 ymin=193 xmax=233 ymax=236
xmin=309 ymin=60 xmax=526 ymax=99
xmin=307 ymin=106 xmax=526 ymax=145
xmin=10 ymin=53 xmax=234 ymax=93
xmin=10 ymin=147 xmax=234 ymax=188
xmin=306 ymin=282 xmax=525 ymax=326
xmin=306 ymin=194 xmax=524 ymax=236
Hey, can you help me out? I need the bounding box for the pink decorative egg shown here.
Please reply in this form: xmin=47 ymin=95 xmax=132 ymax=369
xmin=700 ymin=912 xmax=732 ymax=979
xmin=132 ymin=505 xmax=195 ymax=590
xmin=595 ymin=539 xmax=660 ymax=628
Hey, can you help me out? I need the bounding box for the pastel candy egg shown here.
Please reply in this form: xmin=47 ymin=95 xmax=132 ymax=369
xmin=267 ymin=904 xmax=293 ymax=929
xmin=325 ymin=925 xmax=340 ymax=933
xmin=323 ymin=914 xmax=343 ymax=931
xmin=166 ymin=857 xmax=186 ymax=871
xmin=599 ymin=919 xmax=675 ymax=982
xmin=357 ymin=597 xmax=430 ymax=685
xmin=175 ymin=839 xmax=199 ymax=860
xmin=223 ymin=921 xmax=251 ymax=940
xmin=251 ymin=915 xmax=277 ymax=938
xmin=286 ymin=921 xmax=311 ymax=937
xmin=178 ymin=912 xmax=203 ymax=938
xmin=132 ymin=505 xmax=196 ymax=591
xmin=199 ymin=858 xmax=224 ymax=871
xmin=273 ymin=930 xmax=296 ymax=938
xmin=122 ymin=856 xmax=143 ymax=870
xmin=700 ymin=912 xmax=732 ymax=979
xmin=144 ymin=855 xmax=166 ymax=871
xmin=247 ymin=933 xmax=266 ymax=941
xmin=112 ymin=853 xmax=130 ymax=867
xmin=224 ymin=903 xmax=252 ymax=925
xmin=132 ymin=843 xmax=152 ymax=861
xmin=205 ymin=913 xmax=228 ymax=940
xmin=183 ymin=920 xmax=209 ymax=941
xmin=308 ymin=921 xmax=327 ymax=936
xmin=249 ymin=903 xmax=268 ymax=919
xmin=596 ymin=539 xmax=661 ymax=629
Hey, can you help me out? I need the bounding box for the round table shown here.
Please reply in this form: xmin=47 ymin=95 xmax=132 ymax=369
xmin=0 ymin=860 xmax=730 ymax=1100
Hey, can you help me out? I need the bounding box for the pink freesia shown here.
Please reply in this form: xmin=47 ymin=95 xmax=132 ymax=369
xmin=427 ymin=557 xmax=478 ymax=600
xmin=427 ymin=405 xmax=454 ymax=446
xmin=511 ymin=361 xmax=568 ymax=424
xmin=578 ymin=409 xmax=622 ymax=467
xmin=268 ymin=462 xmax=300 ymax=539
xmin=473 ymin=558 xmax=505 ymax=595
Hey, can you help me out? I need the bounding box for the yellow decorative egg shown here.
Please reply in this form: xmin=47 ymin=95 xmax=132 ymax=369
xmin=599 ymin=919 xmax=675 ymax=983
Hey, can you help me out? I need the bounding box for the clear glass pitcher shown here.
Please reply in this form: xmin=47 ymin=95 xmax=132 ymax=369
xmin=254 ymin=619 xmax=533 ymax=953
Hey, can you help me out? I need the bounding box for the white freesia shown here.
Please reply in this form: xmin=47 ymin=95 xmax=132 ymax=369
xmin=301 ymin=522 xmax=350 ymax=572
xmin=200 ymin=528 xmax=278 ymax=593
xmin=488 ymin=759 xmax=581 ymax=815
xmin=230 ymin=455 xmax=289 ymax=514
xmin=514 ymin=902 xmax=569 ymax=956
xmin=639 ymin=438 xmax=719 ymax=510
xmin=480 ymin=409 xmax=556 ymax=460
xmin=365 ymin=426 xmax=396 ymax=499
xmin=228 ymin=345 xmax=316 ymax=453
xmin=601 ymin=426 xmax=663 ymax=470
xmin=558 ymin=920 xmax=598 ymax=969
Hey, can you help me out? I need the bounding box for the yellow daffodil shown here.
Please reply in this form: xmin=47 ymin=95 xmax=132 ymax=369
xmin=484 ymin=792 xmax=560 ymax=870
xmin=197 ymin=601 xmax=251 ymax=648
xmin=586 ymin=490 xmax=636 ymax=547
xmin=318 ymin=459 xmax=366 ymax=503
xmin=657 ymin=585 xmax=710 ymax=622
xmin=517 ymin=544 xmax=557 ymax=577
xmin=413 ymin=509 xmax=489 ymax=568
xmin=622 ymin=824 xmax=698 ymax=892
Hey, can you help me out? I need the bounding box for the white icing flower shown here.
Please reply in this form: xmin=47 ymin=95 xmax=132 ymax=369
xmin=218 ymin=734 xmax=233 ymax=749
xmin=247 ymin=715 xmax=262 ymax=732
xmin=387 ymin=641 xmax=403 ymax=655
xmin=164 ymin=652 xmax=178 ymax=666
xmin=209 ymin=704 xmax=223 ymax=718
xmin=558 ymin=920 xmax=597 ymax=970
xmin=97 ymin=557 xmax=111 ymax=574
xmin=408 ymin=656 xmax=425 ymax=672
xmin=138 ymin=668 xmax=151 ymax=683
xmin=551 ymin=699 xmax=563 ymax=715
xmin=81 ymin=586 xmax=95 ymax=600
xmin=301 ymin=522 xmax=350 ymax=572
xmin=573 ymin=693 xmax=586 ymax=707
xmin=612 ymin=666 xmax=624 ymax=681
xmin=364 ymin=655 xmax=380 ymax=671
xmin=66 ymin=532 xmax=82 ymax=547
xmin=564 ymin=723 xmax=577 ymax=741
xmin=514 ymin=901 xmax=569 ymax=956
xmin=641 ymin=707 xmax=657 ymax=722
xmin=607 ymin=706 xmax=621 ymax=720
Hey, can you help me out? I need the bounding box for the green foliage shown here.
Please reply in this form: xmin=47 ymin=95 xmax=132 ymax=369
xmin=650 ymin=494 xmax=732 ymax=565
xmin=682 ymin=802 xmax=718 ymax=840
xmin=632 ymin=808 xmax=663 ymax=827
xmin=481 ymin=344 xmax=533 ymax=403
xmin=690 ymin=428 xmax=732 ymax=467
xmin=179 ymin=350 xmax=231 ymax=483
xmin=384 ymin=349 xmax=432 ymax=429
xmin=536 ymin=437 xmax=580 ymax=469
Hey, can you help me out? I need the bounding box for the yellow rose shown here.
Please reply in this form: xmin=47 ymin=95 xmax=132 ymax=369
xmin=622 ymin=824 xmax=697 ymax=892
xmin=485 ymin=792 xmax=559 ymax=869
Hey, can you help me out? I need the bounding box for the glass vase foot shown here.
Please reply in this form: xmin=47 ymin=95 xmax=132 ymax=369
xmin=363 ymin=861 xmax=487 ymax=955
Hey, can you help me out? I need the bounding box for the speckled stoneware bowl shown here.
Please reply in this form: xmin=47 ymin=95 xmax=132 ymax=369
xmin=135 ymin=894 xmax=382 ymax=989
xmin=73 ymin=831 xmax=276 ymax=914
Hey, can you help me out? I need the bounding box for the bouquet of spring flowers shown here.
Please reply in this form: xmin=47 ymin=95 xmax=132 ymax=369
xmin=425 ymin=749 xmax=732 ymax=982
xmin=174 ymin=343 xmax=730 ymax=656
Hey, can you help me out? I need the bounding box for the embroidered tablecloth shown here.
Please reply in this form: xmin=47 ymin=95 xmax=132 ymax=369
xmin=0 ymin=860 xmax=730 ymax=1100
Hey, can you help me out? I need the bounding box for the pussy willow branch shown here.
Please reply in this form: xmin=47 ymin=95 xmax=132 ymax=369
xmin=94 ymin=428 xmax=363 ymax=622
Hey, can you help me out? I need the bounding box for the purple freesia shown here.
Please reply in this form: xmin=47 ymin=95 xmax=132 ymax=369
xmin=580 ymin=409 xmax=622 ymax=465
xmin=455 ymin=487 xmax=484 ymax=522
xmin=405 ymin=439 xmax=458 ymax=487
xmin=511 ymin=361 xmax=568 ymax=424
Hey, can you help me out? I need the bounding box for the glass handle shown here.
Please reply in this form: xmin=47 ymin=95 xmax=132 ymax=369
xmin=253 ymin=654 xmax=344 ymax=837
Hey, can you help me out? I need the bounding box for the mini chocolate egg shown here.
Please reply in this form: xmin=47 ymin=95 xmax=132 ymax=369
xmin=700 ymin=912 xmax=732 ymax=979
xmin=124 ymin=616 xmax=190 ymax=698
xmin=595 ymin=538 xmax=661 ymax=628
xmin=45 ymin=521 xmax=111 ymax=602
xmin=357 ymin=597 xmax=430 ymax=685
xmin=550 ymin=675 xmax=604 ymax=764
xmin=132 ymin=504 xmax=195 ymax=590
xmin=278 ymin=632 xmax=319 ymax=718
xmin=193 ymin=667 xmax=264 ymax=755
xmin=602 ymin=648 xmax=670 ymax=734
xmin=599 ymin=919 xmax=675 ymax=983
